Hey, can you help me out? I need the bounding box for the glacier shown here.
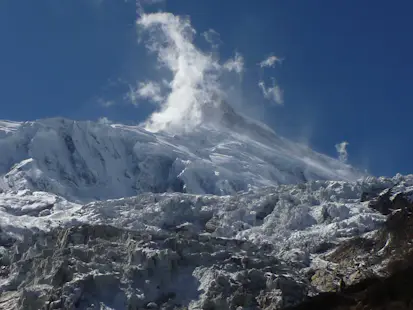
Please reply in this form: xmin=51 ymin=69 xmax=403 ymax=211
xmin=1 ymin=173 xmax=413 ymax=309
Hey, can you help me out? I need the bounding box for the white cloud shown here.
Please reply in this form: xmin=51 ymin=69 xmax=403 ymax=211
xmin=223 ymin=52 xmax=244 ymax=75
xmin=335 ymin=141 xmax=349 ymax=162
xmin=98 ymin=117 xmax=113 ymax=125
xmin=259 ymin=55 xmax=282 ymax=68
xmin=137 ymin=81 xmax=164 ymax=104
xmin=125 ymin=85 xmax=138 ymax=105
xmin=202 ymin=29 xmax=222 ymax=49
xmin=136 ymin=12 xmax=231 ymax=132
xmin=124 ymin=81 xmax=163 ymax=106
xmin=258 ymin=80 xmax=283 ymax=105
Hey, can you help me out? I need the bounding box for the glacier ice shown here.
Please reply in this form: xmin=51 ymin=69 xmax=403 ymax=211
xmin=0 ymin=175 xmax=412 ymax=308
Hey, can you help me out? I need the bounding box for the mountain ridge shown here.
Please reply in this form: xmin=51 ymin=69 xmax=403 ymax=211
xmin=0 ymin=117 xmax=363 ymax=203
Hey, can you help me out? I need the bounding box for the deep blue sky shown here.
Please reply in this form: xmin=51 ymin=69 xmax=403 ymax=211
xmin=1 ymin=0 xmax=412 ymax=177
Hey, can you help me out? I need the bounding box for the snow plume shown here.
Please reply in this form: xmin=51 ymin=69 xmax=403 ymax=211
xmin=136 ymin=12 xmax=243 ymax=132
xmin=336 ymin=141 xmax=349 ymax=162
xmin=258 ymin=80 xmax=284 ymax=105
xmin=259 ymin=55 xmax=282 ymax=68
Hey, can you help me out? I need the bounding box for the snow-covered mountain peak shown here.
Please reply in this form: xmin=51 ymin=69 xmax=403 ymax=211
xmin=0 ymin=117 xmax=364 ymax=202
xmin=0 ymin=120 xmax=22 ymax=135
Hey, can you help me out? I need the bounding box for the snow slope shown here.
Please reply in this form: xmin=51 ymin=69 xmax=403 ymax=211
xmin=0 ymin=120 xmax=21 ymax=134
xmin=0 ymin=116 xmax=364 ymax=202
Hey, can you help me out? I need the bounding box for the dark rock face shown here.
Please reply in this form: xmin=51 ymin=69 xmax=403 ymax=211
xmin=366 ymin=187 xmax=413 ymax=216
xmin=287 ymin=190 xmax=413 ymax=310
xmin=360 ymin=187 xmax=387 ymax=202
xmin=286 ymin=267 xmax=413 ymax=310
xmin=367 ymin=188 xmax=394 ymax=215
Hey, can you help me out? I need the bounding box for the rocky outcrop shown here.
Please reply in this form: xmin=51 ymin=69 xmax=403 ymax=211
xmin=287 ymin=189 xmax=413 ymax=310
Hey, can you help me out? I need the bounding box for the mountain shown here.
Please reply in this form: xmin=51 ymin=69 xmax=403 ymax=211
xmin=4 ymin=114 xmax=413 ymax=309
xmin=0 ymin=115 xmax=362 ymax=203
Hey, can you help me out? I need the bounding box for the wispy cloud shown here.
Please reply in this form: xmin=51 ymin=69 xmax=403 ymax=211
xmin=125 ymin=85 xmax=138 ymax=105
xmin=223 ymin=52 xmax=244 ymax=75
xmin=335 ymin=141 xmax=349 ymax=162
xmin=138 ymin=0 xmax=166 ymax=5
xmin=257 ymin=54 xmax=284 ymax=104
xmin=124 ymin=81 xmax=164 ymax=106
xmin=98 ymin=117 xmax=113 ymax=125
xmin=202 ymin=29 xmax=222 ymax=49
xmin=98 ymin=98 xmax=115 ymax=108
xmin=258 ymin=80 xmax=283 ymax=105
xmin=136 ymin=81 xmax=164 ymax=104
xmin=259 ymin=55 xmax=282 ymax=68
xmin=135 ymin=0 xmax=166 ymax=18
